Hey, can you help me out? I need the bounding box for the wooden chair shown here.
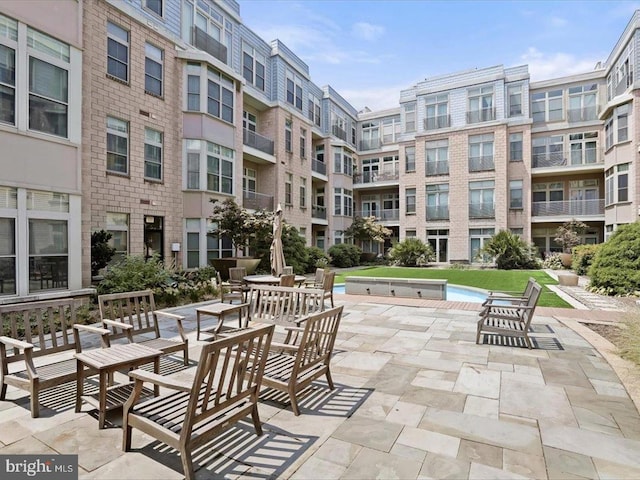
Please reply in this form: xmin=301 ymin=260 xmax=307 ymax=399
xmin=476 ymin=281 xmax=542 ymax=349
xmin=279 ymin=274 xmax=296 ymax=287
xmin=303 ymin=268 xmax=325 ymax=289
xmin=258 ymin=306 xmax=343 ymax=415
xmin=217 ymin=272 xmax=245 ymax=304
xmin=321 ymin=271 xmax=336 ymax=307
xmin=480 ymin=277 xmax=537 ymax=316
xmin=282 ymin=266 xmax=294 ymax=275
xmin=122 ymin=324 xmax=274 ymax=480
xmin=228 ymin=267 xmax=250 ymax=301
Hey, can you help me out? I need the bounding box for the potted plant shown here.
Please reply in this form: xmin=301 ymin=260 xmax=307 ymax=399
xmin=554 ymin=219 xmax=587 ymax=267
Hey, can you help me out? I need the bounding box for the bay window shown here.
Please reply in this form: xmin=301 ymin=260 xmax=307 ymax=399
xmin=184 ymin=139 xmax=235 ymax=194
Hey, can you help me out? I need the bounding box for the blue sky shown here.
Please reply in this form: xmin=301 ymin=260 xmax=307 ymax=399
xmin=239 ymin=0 xmax=640 ymax=111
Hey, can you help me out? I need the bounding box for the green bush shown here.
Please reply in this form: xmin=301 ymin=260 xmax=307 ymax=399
xmin=542 ymin=253 xmax=564 ymax=270
xmin=328 ymin=243 xmax=362 ymax=268
xmin=387 ymin=238 xmax=434 ymax=267
xmin=589 ymin=222 xmax=640 ymax=296
xmin=479 ymin=230 xmax=540 ymax=270
xmin=91 ymin=230 xmax=116 ymax=277
xmin=305 ymin=246 xmax=331 ymax=273
xmin=282 ymin=227 xmax=309 ymax=274
xmin=572 ymin=244 xmax=600 ymax=276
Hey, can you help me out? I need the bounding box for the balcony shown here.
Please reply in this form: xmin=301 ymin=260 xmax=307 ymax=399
xmin=469 ymin=155 xmax=495 ymax=172
xmin=243 ymin=129 xmax=274 ymax=155
xmin=359 ymin=138 xmax=381 ymax=151
xmin=311 ymin=158 xmax=327 ymax=176
xmin=243 ymin=191 xmax=273 ymax=211
xmin=532 ymin=199 xmax=604 ymax=217
xmin=312 ymin=205 xmax=327 ymax=219
xmin=354 ymin=209 xmax=399 ymax=221
xmin=567 ymin=107 xmax=598 ymax=123
xmin=192 ymin=26 xmax=227 ymax=64
xmin=426 ymin=160 xmax=449 ymax=176
xmin=426 ymin=205 xmax=449 ymax=221
xmin=466 ymin=108 xmax=496 ymax=124
xmin=353 ymin=171 xmax=399 ymax=184
xmin=331 ymin=125 xmax=347 ymax=141
xmin=424 ymin=115 xmax=451 ymax=130
xmin=532 ymin=148 xmax=603 ymax=169
xmin=469 ymin=204 xmax=495 ymax=219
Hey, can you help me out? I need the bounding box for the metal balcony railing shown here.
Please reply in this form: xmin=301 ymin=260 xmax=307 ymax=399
xmin=192 ymin=26 xmax=227 ymax=64
xmin=243 ymin=128 xmax=274 ymax=155
xmin=312 ymin=205 xmax=327 ymax=219
xmin=359 ymin=138 xmax=381 ymax=151
xmin=353 ymin=171 xmax=399 ymax=184
xmin=243 ymin=191 xmax=273 ymax=211
xmin=532 ymin=148 xmax=603 ymax=168
xmin=567 ymin=107 xmax=598 ymax=123
xmin=426 ymin=160 xmax=449 ymax=176
xmin=424 ymin=114 xmax=451 ymax=130
xmin=331 ymin=125 xmax=347 ymax=141
xmin=354 ymin=209 xmax=399 ymax=221
xmin=466 ymin=107 xmax=496 ymax=124
xmin=311 ymin=158 xmax=326 ymax=175
xmin=469 ymin=155 xmax=495 ymax=172
xmin=532 ymin=199 xmax=604 ymax=217
xmin=469 ymin=204 xmax=495 ymax=219
xmin=426 ymin=205 xmax=449 ymax=221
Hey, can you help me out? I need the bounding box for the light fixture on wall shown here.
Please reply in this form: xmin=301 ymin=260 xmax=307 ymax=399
xmin=145 ymin=216 xmax=155 ymax=224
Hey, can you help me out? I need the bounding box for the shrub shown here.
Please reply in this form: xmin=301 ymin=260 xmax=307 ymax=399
xmin=572 ymin=244 xmax=600 ymax=276
xmin=305 ymin=246 xmax=331 ymax=273
xmin=97 ymin=254 xmax=171 ymax=295
xmin=479 ymin=230 xmax=540 ymax=270
xmin=91 ymin=230 xmax=116 ymax=277
xmin=282 ymin=227 xmax=309 ymax=274
xmin=589 ymin=222 xmax=640 ymax=296
xmin=387 ymin=238 xmax=434 ymax=267
xmin=542 ymin=253 xmax=564 ymax=270
xmin=328 ymin=243 xmax=362 ymax=268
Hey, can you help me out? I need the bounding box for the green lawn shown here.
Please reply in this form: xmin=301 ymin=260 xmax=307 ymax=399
xmin=335 ymin=267 xmax=571 ymax=308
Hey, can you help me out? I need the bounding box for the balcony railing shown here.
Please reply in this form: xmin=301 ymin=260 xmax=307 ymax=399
xmin=469 ymin=155 xmax=495 ymax=172
xmin=567 ymin=107 xmax=598 ymax=123
xmin=426 ymin=205 xmax=449 ymax=221
xmin=354 ymin=209 xmax=400 ymax=221
xmin=469 ymin=204 xmax=495 ymax=219
xmin=424 ymin=115 xmax=451 ymax=130
xmin=532 ymin=199 xmax=604 ymax=217
xmin=331 ymin=124 xmax=347 ymax=141
xmin=532 ymin=148 xmax=603 ymax=168
xmin=426 ymin=160 xmax=449 ymax=176
xmin=466 ymin=107 xmax=496 ymax=124
xmin=312 ymin=205 xmax=327 ymax=219
xmin=243 ymin=128 xmax=274 ymax=155
xmin=311 ymin=158 xmax=327 ymax=175
xmin=192 ymin=26 xmax=227 ymax=64
xmin=359 ymin=138 xmax=381 ymax=151
xmin=615 ymin=75 xmax=632 ymax=96
xmin=243 ymin=190 xmax=273 ymax=211
xmin=353 ymin=171 xmax=399 ymax=184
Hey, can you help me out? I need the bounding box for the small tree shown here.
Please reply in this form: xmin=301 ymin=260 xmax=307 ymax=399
xmin=479 ymin=230 xmax=539 ymax=270
xmin=208 ymin=199 xmax=252 ymax=256
xmin=91 ymin=230 xmax=116 ymax=277
xmin=387 ymin=238 xmax=434 ymax=267
xmin=554 ymin=219 xmax=587 ymax=253
xmin=344 ymin=216 xmax=392 ymax=244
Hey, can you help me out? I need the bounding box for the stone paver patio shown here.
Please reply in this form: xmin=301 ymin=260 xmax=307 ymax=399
xmin=1 ymin=293 xmax=639 ymax=479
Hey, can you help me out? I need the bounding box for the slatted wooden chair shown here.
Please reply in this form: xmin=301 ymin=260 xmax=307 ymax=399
xmin=321 ymin=271 xmax=336 ymax=308
xmin=278 ymin=274 xmax=296 ymax=287
xmin=228 ymin=267 xmax=250 ymax=301
xmin=476 ymin=281 xmax=542 ymax=349
xmin=303 ymin=268 xmax=325 ymax=289
xmin=258 ymin=306 xmax=343 ymax=415
xmin=122 ymin=324 xmax=274 ymax=480
xmin=216 ymin=272 xmax=244 ymax=304
xmin=479 ymin=277 xmax=537 ymax=317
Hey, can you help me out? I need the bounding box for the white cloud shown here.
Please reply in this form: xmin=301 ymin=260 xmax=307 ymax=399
xmin=351 ymin=22 xmax=385 ymax=41
xmin=338 ymin=85 xmax=405 ymax=112
xmin=520 ymin=47 xmax=602 ymax=81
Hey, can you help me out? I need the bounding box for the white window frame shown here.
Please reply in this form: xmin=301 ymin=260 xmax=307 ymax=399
xmin=107 ymin=21 xmax=129 ymax=83
xmin=144 ymin=127 xmax=163 ymax=181
xmin=426 ymin=139 xmax=449 ymax=175
xmin=509 ymin=180 xmax=523 ymax=209
xmin=468 ymin=133 xmax=494 ymax=172
xmin=242 ymin=42 xmax=265 ymax=91
xmin=106 ymin=212 xmax=129 ymax=260
xmin=184 ymin=139 xmax=235 ymax=194
xmin=184 ymin=63 xmax=234 ymax=123
xmin=285 ymin=173 xmax=293 ymax=205
xmin=507 ymin=84 xmax=523 ymax=117
xmin=532 ymin=89 xmax=563 ymax=123
xmin=144 ymin=42 xmax=163 ymax=97
xmin=404 ymin=101 xmax=416 ymax=132
xmin=510 ymin=133 xmax=523 ymax=161
xmin=0 ymin=14 xmax=17 ymax=127
xmin=300 ymin=177 xmax=306 ymax=208
xmin=144 ymin=0 xmax=163 ymax=17
xmin=106 ymin=116 xmax=129 ymax=175
xmin=286 ymin=70 xmax=302 ymax=110
xmin=405 ymin=187 xmax=416 ymax=214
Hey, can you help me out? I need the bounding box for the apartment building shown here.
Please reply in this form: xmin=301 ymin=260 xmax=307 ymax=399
xmin=0 ymin=0 xmax=638 ymax=300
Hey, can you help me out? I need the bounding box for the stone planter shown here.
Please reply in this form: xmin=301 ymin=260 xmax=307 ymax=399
xmin=560 ymin=253 xmax=573 ymax=268
xmin=209 ymin=257 xmax=261 ymax=280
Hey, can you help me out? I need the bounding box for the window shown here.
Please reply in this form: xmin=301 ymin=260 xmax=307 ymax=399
xmin=186 ymin=63 xmax=200 ymax=110
xmin=333 ymin=147 xmax=353 ymax=176
xmin=207 ymin=219 xmax=233 ymax=260
xmin=569 ymin=132 xmax=598 ymax=165
xmin=243 ymin=167 xmax=256 ymax=193
xmin=405 ymin=146 xmax=415 ymax=172
xmin=382 ymin=193 xmax=399 ymax=219
xmin=608 ymin=43 xmax=634 ymax=100
xmin=426 ymin=139 xmax=449 ymax=175
xmin=300 ymin=177 xmax=306 ymax=208
xmin=532 ymin=135 xmax=563 ymax=168
xmin=404 ymin=102 xmax=416 ymax=132
xmin=351 ymin=125 xmax=356 ymax=146
xmin=468 ymin=133 xmax=494 ymax=172
xmin=144 ymin=128 xmax=163 ymax=180
xmin=300 ymin=128 xmax=306 ymax=159
xmin=507 ymin=84 xmax=522 ymax=117
xmin=145 ymin=0 xmax=163 ymax=17
xmin=618 ymin=166 xmax=629 ymax=202
xmin=243 ymin=110 xmax=256 ymax=131
xmin=144 ymin=43 xmax=163 ymax=97
xmin=509 ymin=133 xmax=523 ymax=161
xmin=532 ymin=90 xmax=563 ymax=123
xmin=285 ymin=173 xmax=293 ymax=205
xmin=334 ymin=188 xmax=353 ymax=216
xmin=568 ymin=84 xmax=597 ymax=122
xmin=0 ymin=188 xmax=16 ymax=294
xmin=405 ymin=230 xmax=416 ymax=238
xmin=382 ymin=116 xmax=401 ymax=144
xmin=185 ymin=218 xmax=200 ymax=268
xmin=182 ymin=0 xmax=233 ymax=64
xmin=29 ymin=217 xmax=68 ymax=291
xmin=242 ymin=43 xmax=265 ymax=91
xmin=510 ymin=180 xmax=523 ymax=209
xmin=426 ymin=184 xmax=449 ymax=220
xmin=207 ymin=67 xmax=233 ymax=123
xmin=331 ymin=113 xmax=347 ymax=140
xmin=532 ymin=182 xmax=564 ymax=205
xmin=360 ymin=121 xmax=380 ymax=150
xmin=608 ymin=163 xmax=631 ymax=203
xmin=0 ymin=15 xmax=17 ymax=125
xmin=106 ymin=117 xmax=128 ymax=174
xmin=405 ymin=188 xmax=416 ymax=214
xmin=470 ymin=228 xmax=495 ymax=263
xmin=107 ymin=22 xmax=129 ymax=82
xmin=469 ymin=180 xmax=495 ymax=218
xmin=617 ymin=104 xmax=629 ymax=142
xmin=184 ymin=139 xmax=234 ymax=193
xmin=427 ymin=229 xmax=449 ymax=263
xmin=467 ymin=86 xmax=494 ymax=123
xmin=425 ymin=94 xmax=448 ymax=129
xmin=285 ymin=119 xmax=292 ymax=152
xmin=186 ymin=151 xmax=200 ymax=189
xmin=308 ymin=94 xmax=321 ymax=127
xmin=106 ymin=213 xmax=129 ymax=261
xmin=286 ymin=70 xmax=302 ymax=110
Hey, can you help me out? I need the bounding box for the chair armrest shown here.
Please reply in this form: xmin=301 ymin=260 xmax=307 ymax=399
xmin=154 ymin=311 xmax=185 ymax=321
xmin=0 ymin=336 xmax=34 ymax=351
xmin=74 ymin=324 xmax=111 ymax=336
xmin=486 ymin=304 xmax=534 ymax=311
xmin=154 ymin=311 xmax=187 ymax=341
xmin=269 ymin=341 xmax=299 ymax=353
xmin=284 ymin=326 xmax=305 ymax=333
xmin=73 ymin=324 xmax=111 ymax=349
xmin=102 ymin=319 xmax=133 ymax=329
xmin=128 ymin=369 xmax=192 ymax=392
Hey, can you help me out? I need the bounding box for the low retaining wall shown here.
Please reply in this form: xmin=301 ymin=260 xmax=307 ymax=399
xmin=345 ymin=276 xmax=447 ymax=300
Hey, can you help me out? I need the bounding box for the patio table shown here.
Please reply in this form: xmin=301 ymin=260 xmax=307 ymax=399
xmin=244 ymin=274 xmax=306 ymax=286
xmin=196 ymin=302 xmax=249 ymax=340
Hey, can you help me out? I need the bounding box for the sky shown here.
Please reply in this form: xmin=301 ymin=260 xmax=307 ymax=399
xmin=239 ymin=0 xmax=640 ymax=112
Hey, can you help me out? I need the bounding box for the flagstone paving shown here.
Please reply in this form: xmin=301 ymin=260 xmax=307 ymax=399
xmin=1 ymin=293 xmax=639 ymax=479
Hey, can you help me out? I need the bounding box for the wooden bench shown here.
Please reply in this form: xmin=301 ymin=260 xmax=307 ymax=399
xmin=0 ymin=298 xmax=111 ymax=417
xmin=98 ymin=290 xmax=189 ymax=365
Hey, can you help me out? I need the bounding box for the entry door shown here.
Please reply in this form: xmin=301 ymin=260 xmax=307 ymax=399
xmin=144 ymin=215 xmax=164 ymax=262
xmin=361 ymin=198 xmax=379 ymax=217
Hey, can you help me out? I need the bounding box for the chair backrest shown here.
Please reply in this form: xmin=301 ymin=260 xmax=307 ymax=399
xmin=522 ymin=277 xmax=537 ymax=300
xmin=229 ymin=267 xmax=247 ymax=284
xmin=313 ymin=268 xmax=325 ymax=288
xmin=98 ymin=290 xmax=159 ymax=340
xmin=322 ymin=271 xmax=335 ymax=292
xmin=521 ymin=282 xmax=542 ymax=326
xmin=182 ymin=324 xmax=274 ymax=440
xmin=216 ymin=272 xmax=241 ymax=302
xmin=248 ymin=285 xmax=324 ymax=325
xmin=282 ymin=266 xmax=294 ymax=275
xmin=291 ymin=306 xmax=343 ymax=379
xmin=279 ymin=274 xmax=295 ymax=287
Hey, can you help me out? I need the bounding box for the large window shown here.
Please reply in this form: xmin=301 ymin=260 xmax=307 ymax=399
xmin=360 ymin=121 xmax=380 ymax=150
xmin=405 ymin=146 xmax=415 ymax=172
xmin=425 ymin=94 xmax=449 ymax=129
xmin=404 ymin=102 xmax=416 ymax=132
xmin=181 ymin=0 xmax=233 ymax=64
xmin=286 ymin=70 xmax=302 ymax=110
xmin=0 ymin=15 xmax=17 ymax=125
xmin=510 ymin=133 xmax=523 ymax=162
xmin=106 ymin=116 xmax=129 ymax=174
xmin=333 ymin=147 xmax=353 ymax=176
xmin=469 ymin=180 xmax=495 ymax=218
xmin=405 ymin=188 xmax=416 ymax=214
xmin=468 ymin=134 xmax=494 ymax=172
xmin=107 ymin=22 xmax=129 ymax=82
xmin=606 ymin=164 xmax=630 ymax=205
xmin=426 ymin=139 xmax=449 ymax=176
xmin=144 ymin=43 xmax=163 ymax=97
xmin=106 ymin=212 xmax=129 ymax=261
xmin=242 ymin=43 xmax=265 ymax=91
xmin=510 ymin=180 xmax=523 ymax=209
xmin=381 ymin=116 xmax=401 ymax=144
xmin=426 ymin=184 xmax=449 ymax=220
xmin=507 ymin=84 xmax=523 ymax=117
xmin=568 ymin=84 xmax=597 ymax=122
xmin=569 ymin=132 xmax=598 ymax=165
xmin=532 ymin=135 xmax=563 ymax=168
xmin=144 ymin=128 xmax=163 ymax=180
xmin=467 ymin=86 xmax=494 ymax=123
xmin=184 ymin=139 xmax=234 ymax=194
xmin=470 ymin=228 xmax=495 ymax=263
xmin=427 ymin=229 xmax=449 ymax=263
xmin=532 ymin=89 xmax=563 ymax=123
xmin=334 ymin=188 xmax=353 ymax=216
xmin=285 ymin=173 xmax=293 ymax=205
xmin=185 ymin=63 xmax=234 ymax=123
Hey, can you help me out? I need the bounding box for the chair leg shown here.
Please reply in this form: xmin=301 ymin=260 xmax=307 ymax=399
xmin=325 ymin=368 xmax=335 ymax=390
xmin=288 ymin=386 xmax=301 ymax=416
xmin=183 ymin=345 xmax=189 ymax=366
xmin=180 ymin=447 xmax=195 ymax=480
xmin=30 ymin=388 xmax=40 ymax=418
xmin=0 ymin=379 xmax=6 ymax=401
xmin=251 ymin=403 xmax=263 ymax=436
xmin=330 ymin=293 xmax=334 ymax=308
xmin=122 ymin=421 xmax=132 ymax=451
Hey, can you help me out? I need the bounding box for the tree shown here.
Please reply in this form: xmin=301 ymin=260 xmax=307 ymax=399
xmin=208 ymin=198 xmax=254 ymax=256
xmin=91 ymin=230 xmax=116 ymax=277
xmin=589 ymin=222 xmax=640 ymax=296
xmin=479 ymin=230 xmax=539 ymax=270
xmin=554 ymin=219 xmax=587 ymax=253
xmin=344 ymin=216 xmax=392 ymax=243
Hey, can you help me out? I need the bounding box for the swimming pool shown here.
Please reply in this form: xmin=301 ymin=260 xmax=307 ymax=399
xmin=333 ymin=283 xmax=489 ymax=303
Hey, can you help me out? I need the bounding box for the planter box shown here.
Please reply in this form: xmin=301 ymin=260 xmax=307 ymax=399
xmin=345 ymin=276 xmax=447 ymax=300
xmin=557 ymin=272 xmax=578 ymax=286
xmin=209 ymin=257 xmax=261 ymax=280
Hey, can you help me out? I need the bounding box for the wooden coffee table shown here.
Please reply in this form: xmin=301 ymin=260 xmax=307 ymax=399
xmin=196 ymin=302 xmax=249 ymax=340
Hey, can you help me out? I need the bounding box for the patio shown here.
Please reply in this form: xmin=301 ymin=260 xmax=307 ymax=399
xmin=1 ymin=293 xmax=640 ymax=479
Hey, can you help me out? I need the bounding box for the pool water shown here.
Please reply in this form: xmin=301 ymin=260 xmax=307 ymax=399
xmin=333 ymin=284 xmax=489 ymax=303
